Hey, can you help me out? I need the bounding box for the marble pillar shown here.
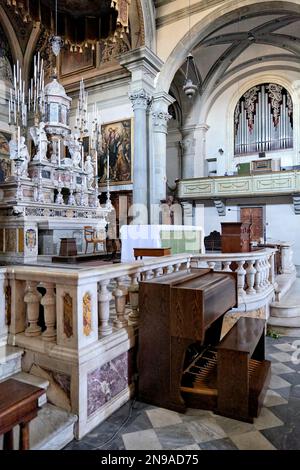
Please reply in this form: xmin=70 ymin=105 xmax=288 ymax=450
xmin=150 ymin=92 xmax=175 ymax=222
xmin=129 ymin=89 xmax=152 ymax=223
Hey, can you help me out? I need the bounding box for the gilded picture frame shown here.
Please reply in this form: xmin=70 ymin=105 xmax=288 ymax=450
xmin=98 ymin=118 xmax=133 ymax=186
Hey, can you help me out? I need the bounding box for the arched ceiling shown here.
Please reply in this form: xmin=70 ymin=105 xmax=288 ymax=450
xmin=173 ymin=12 xmax=300 ymax=101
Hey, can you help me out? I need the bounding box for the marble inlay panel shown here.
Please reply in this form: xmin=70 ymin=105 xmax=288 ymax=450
xmin=83 ymin=292 xmax=92 ymax=336
xmin=63 ymin=293 xmax=73 ymax=338
xmin=87 ymin=352 xmax=128 ymax=417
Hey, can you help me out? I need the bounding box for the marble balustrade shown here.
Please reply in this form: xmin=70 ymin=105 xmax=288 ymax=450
xmin=191 ymin=248 xmax=277 ymax=311
xmin=2 ymin=254 xmax=191 ymax=347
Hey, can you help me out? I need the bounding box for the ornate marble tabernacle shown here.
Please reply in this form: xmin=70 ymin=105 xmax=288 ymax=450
xmin=0 ymin=54 xmax=111 ymax=263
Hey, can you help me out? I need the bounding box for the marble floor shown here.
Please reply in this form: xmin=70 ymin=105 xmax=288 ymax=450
xmin=64 ymin=336 xmax=300 ymax=451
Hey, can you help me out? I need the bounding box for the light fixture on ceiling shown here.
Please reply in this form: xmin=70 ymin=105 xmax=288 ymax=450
xmin=49 ymin=0 xmax=63 ymax=57
xmin=182 ymin=0 xmax=201 ymax=99
xmin=183 ymin=53 xmax=201 ymax=99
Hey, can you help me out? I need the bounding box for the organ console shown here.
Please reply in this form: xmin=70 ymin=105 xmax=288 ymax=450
xmin=138 ymin=268 xmax=271 ymax=423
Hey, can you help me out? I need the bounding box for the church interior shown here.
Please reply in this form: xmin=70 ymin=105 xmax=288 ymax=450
xmin=0 ymin=0 xmax=300 ymax=452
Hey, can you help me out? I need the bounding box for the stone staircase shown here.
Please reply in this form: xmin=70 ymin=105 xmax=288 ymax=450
xmin=268 ymin=277 xmax=300 ymax=336
xmin=0 ymin=345 xmax=77 ymax=450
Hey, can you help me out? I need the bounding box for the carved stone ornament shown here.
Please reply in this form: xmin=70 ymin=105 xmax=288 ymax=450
xmin=83 ymin=292 xmax=92 ymax=336
xmin=152 ymin=111 xmax=172 ymax=134
xmin=129 ymin=89 xmax=152 ymax=111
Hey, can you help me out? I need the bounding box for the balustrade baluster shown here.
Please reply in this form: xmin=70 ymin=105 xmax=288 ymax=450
xmin=144 ymin=270 xmax=153 ymax=280
xmin=41 ymin=283 xmax=56 ymax=342
xmin=98 ymin=280 xmax=113 ymax=336
xmin=254 ymin=259 xmax=263 ymax=292
xmin=246 ymin=260 xmax=256 ymax=295
xmin=24 ymin=282 xmax=42 ymax=337
xmin=236 ymin=260 xmax=246 ymax=297
xmin=174 ymin=263 xmax=181 ymax=272
xmin=113 ymin=277 xmax=128 ymax=329
xmin=128 ymin=273 xmax=139 ymax=325
xmin=208 ymin=261 xmax=216 ymax=270
xmin=222 ymin=261 xmax=232 ymax=272
xmin=269 ymin=253 xmax=275 ymax=285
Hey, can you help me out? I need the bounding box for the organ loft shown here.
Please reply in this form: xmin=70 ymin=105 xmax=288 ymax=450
xmin=0 ymin=0 xmax=299 ymax=455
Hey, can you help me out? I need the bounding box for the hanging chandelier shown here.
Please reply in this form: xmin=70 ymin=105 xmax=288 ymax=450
xmin=182 ymin=53 xmax=200 ymax=99
xmin=5 ymin=0 xmax=131 ymax=53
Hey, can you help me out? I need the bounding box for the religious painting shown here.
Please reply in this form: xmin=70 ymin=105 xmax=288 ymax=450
xmin=25 ymin=229 xmax=37 ymax=250
xmin=60 ymin=47 xmax=95 ymax=78
xmin=63 ymin=293 xmax=73 ymax=339
xmin=99 ymin=119 xmax=133 ymax=185
xmin=83 ymin=292 xmax=92 ymax=336
xmin=0 ymin=131 xmax=10 ymax=158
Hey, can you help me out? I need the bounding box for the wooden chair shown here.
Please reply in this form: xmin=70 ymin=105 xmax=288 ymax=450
xmin=84 ymin=226 xmax=106 ymax=254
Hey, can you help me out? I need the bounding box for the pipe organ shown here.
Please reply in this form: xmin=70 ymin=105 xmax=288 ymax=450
xmin=234 ymin=83 xmax=293 ymax=155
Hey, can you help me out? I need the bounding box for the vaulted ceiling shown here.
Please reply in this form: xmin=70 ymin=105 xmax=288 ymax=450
xmin=174 ymin=12 xmax=300 ymax=101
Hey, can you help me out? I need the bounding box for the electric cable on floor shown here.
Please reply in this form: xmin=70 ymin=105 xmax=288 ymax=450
xmin=90 ymin=398 xmax=137 ymax=450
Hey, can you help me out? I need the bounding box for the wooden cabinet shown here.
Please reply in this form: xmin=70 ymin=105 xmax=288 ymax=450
xmin=221 ymin=222 xmax=251 ymax=253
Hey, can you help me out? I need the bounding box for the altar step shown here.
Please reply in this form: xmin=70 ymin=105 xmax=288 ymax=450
xmin=0 ymin=345 xmax=23 ymax=381
xmin=268 ymin=277 xmax=300 ymax=336
xmin=0 ymin=403 xmax=77 ymax=450
xmin=0 ymin=345 xmax=77 ymax=450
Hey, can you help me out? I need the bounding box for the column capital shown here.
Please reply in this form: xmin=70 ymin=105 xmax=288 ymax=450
xmin=152 ymin=110 xmax=172 ymax=134
xmin=129 ymin=89 xmax=152 ymax=111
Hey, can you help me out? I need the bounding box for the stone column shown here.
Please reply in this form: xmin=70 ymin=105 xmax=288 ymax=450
xmin=129 ymin=89 xmax=152 ymax=222
xmin=196 ymin=124 xmax=210 ymax=177
xmin=181 ymin=124 xmax=209 ymax=178
xmin=181 ymin=201 xmax=194 ymax=226
xmin=150 ymin=92 xmax=175 ymax=214
xmin=181 ymin=126 xmax=196 ymax=179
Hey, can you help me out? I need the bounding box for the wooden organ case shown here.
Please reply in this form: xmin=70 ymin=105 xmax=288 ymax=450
xmin=138 ymin=269 xmax=271 ymax=423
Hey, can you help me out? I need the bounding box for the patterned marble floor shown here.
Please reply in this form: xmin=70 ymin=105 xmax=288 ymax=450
xmin=64 ymin=336 xmax=300 ymax=450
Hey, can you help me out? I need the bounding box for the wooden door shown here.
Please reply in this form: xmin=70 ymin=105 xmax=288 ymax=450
xmin=240 ymin=207 xmax=264 ymax=243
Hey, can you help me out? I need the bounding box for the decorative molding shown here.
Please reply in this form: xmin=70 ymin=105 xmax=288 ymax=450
xmin=152 ymin=111 xmax=172 ymax=133
xmin=213 ymin=199 xmax=226 ymax=217
xmin=129 ymin=89 xmax=152 ymax=111
xmin=293 ymin=195 xmax=300 ymax=215
xmin=177 ymin=171 xmax=300 ymax=200
xmin=83 ymin=292 xmax=92 ymax=337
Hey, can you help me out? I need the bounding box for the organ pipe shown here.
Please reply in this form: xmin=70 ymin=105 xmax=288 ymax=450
xmin=234 ymin=83 xmax=293 ymax=155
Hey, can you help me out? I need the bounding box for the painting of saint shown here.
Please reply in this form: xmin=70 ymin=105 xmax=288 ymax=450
xmin=99 ymin=119 xmax=132 ymax=184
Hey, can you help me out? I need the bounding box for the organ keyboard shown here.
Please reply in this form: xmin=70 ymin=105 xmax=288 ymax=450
xmin=138 ymin=268 xmax=271 ymax=423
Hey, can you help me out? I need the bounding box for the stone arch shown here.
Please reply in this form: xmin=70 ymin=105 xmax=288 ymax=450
xmin=0 ymin=4 xmax=23 ymax=65
xmin=139 ymin=0 xmax=156 ymax=52
xmin=155 ymin=0 xmax=300 ymax=94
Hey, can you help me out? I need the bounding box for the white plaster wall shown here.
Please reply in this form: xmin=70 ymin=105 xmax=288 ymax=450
xmin=203 ymin=200 xmax=300 ymax=266
xmin=266 ymin=203 xmax=300 ymax=267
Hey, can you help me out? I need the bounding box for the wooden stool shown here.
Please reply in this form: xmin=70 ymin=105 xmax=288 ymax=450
xmin=0 ymin=379 xmax=44 ymax=450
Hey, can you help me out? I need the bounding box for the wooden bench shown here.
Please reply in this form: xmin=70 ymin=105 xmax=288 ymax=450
xmin=0 ymin=379 xmax=44 ymax=450
xmin=133 ymin=247 xmax=171 ymax=260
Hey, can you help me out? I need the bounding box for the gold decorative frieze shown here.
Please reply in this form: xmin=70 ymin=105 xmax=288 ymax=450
xmin=63 ymin=293 xmax=73 ymax=339
xmin=83 ymin=292 xmax=92 ymax=337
